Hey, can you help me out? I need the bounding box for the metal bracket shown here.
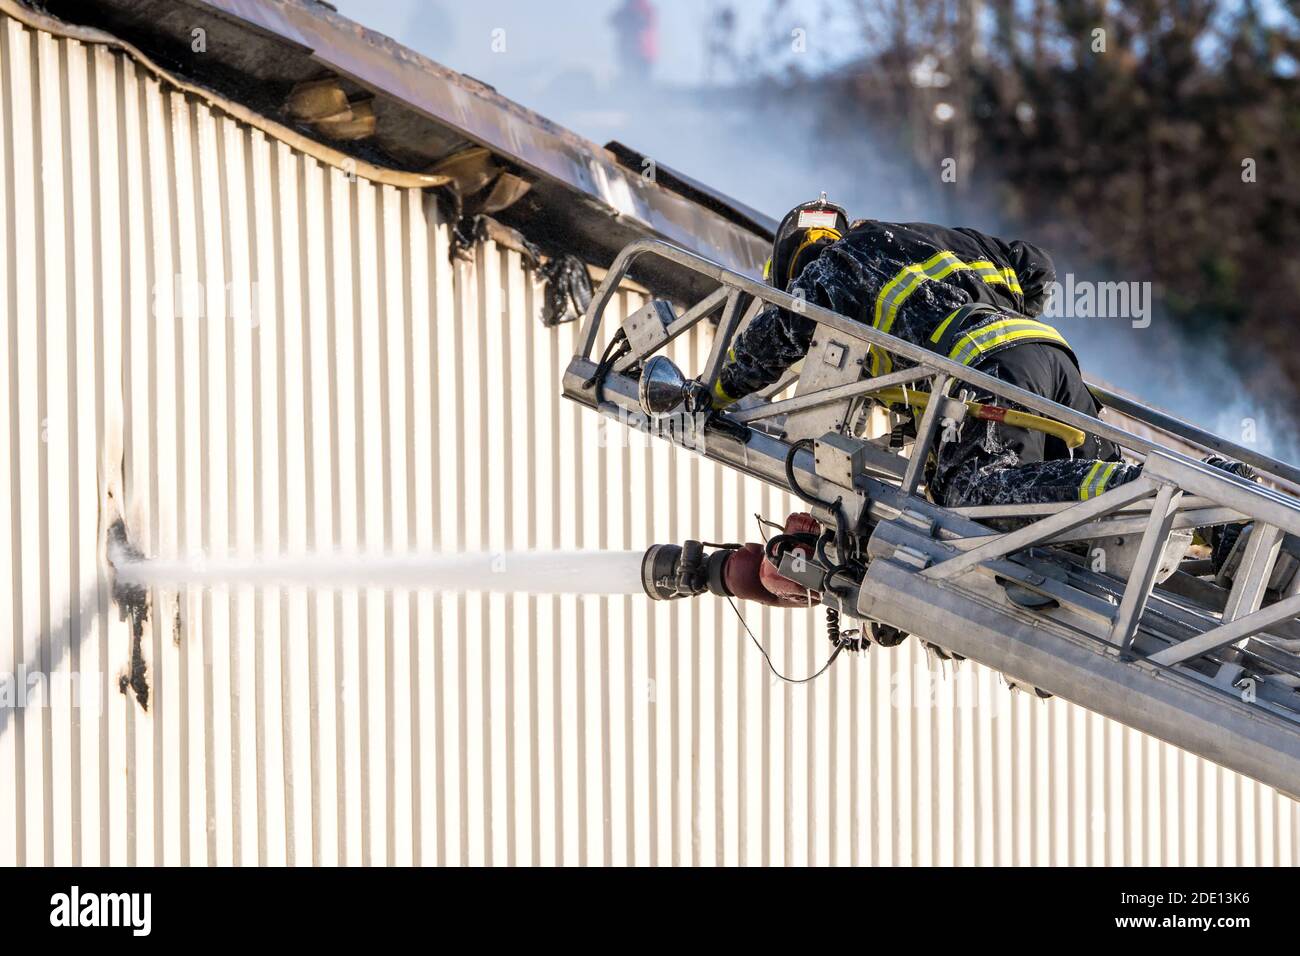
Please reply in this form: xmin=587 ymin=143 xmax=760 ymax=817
xmin=620 ymin=299 xmax=676 ymax=361
xmin=813 ymin=432 xmax=867 ymax=489
xmin=782 ymin=335 xmax=872 ymax=441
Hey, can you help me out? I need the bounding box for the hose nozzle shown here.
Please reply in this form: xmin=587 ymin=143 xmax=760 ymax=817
xmin=640 ymin=541 xmax=731 ymax=601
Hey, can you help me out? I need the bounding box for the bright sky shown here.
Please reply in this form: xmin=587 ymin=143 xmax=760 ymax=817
xmin=327 ymin=0 xmax=884 ymax=220
xmin=331 ymin=0 xmax=696 ymax=89
xmin=328 ymin=0 xmax=862 ymax=100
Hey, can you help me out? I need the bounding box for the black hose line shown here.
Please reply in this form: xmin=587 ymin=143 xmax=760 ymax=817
xmin=584 ymin=329 xmax=630 ymax=407
xmin=815 ymin=528 xmax=839 ymax=575
xmin=783 ymin=438 xmax=834 ymax=510
xmin=783 ymin=438 xmax=856 ymax=577
xmin=763 ymin=531 xmax=819 ymax=566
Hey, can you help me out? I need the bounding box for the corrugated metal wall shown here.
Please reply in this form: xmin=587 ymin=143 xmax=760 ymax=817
xmin=1 ymin=11 xmax=1296 ymax=866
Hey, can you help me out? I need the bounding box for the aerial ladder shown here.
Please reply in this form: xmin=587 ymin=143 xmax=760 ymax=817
xmin=562 ymin=238 xmax=1300 ymax=799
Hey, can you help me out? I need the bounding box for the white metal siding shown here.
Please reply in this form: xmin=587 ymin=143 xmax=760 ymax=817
xmin=0 ymin=12 xmax=1296 ymax=866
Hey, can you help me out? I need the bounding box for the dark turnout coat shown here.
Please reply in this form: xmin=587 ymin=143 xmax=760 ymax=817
xmin=716 ymin=219 xmax=1065 ymax=403
xmin=714 ymin=220 xmax=1147 ymax=507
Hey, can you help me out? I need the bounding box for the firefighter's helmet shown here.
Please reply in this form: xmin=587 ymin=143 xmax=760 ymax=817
xmin=764 ymin=193 xmax=850 ymax=291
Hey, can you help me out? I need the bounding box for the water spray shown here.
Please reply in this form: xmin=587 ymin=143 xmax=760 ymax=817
xmin=109 ymin=543 xmax=650 ymax=596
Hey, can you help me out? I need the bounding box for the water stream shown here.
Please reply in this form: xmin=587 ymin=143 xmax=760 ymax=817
xmin=109 ymin=547 xmax=648 ymax=596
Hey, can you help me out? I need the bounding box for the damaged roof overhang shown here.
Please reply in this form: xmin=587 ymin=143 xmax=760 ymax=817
xmin=33 ymin=0 xmax=774 ymax=299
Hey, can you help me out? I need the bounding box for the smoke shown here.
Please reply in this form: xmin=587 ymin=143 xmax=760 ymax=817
xmin=1053 ymin=306 xmax=1300 ymax=464
xmin=568 ymin=89 xmax=922 ymax=221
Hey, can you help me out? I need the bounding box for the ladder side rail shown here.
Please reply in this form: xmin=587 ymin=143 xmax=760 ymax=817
xmin=921 ymin=476 xmax=1159 ymax=582
xmin=861 ymin=460 xmax=1300 ymax=692
xmin=873 ymin=494 xmax=1300 ymax=710
xmin=1143 ymin=454 xmax=1300 ymax=539
xmin=950 ymin=495 xmax=1225 ymax=520
xmin=583 ymin=240 xmax=1169 ymax=459
xmin=1149 ymin=592 xmax=1300 ymax=667
xmin=941 ymin=502 xmax=1242 ymax=546
xmin=1089 ymin=381 xmax=1300 ymax=490
xmin=1043 ymin=506 xmax=1244 ymax=546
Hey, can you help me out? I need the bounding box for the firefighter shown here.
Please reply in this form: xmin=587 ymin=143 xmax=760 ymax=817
xmin=709 ymin=195 xmax=1147 ymax=508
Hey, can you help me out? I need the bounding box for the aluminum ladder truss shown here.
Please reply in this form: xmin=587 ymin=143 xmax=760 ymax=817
xmin=562 ymin=238 xmax=1300 ymax=798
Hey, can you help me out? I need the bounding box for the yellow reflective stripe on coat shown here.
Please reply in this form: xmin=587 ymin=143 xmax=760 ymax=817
xmin=951 ymin=326 xmax=1069 ymax=365
xmin=868 ymin=252 xmax=1026 ymax=375
xmin=929 ymin=307 xmax=964 ymax=344
xmin=873 ymin=250 xmax=964 ymax=333
xmin=872 ymin=251 xmax=1024 ymax=336
xmin=948 ymin=318 xmax=1069 ymax=366
xmin=1079 ymin=461 xmax=1119 ymax=500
